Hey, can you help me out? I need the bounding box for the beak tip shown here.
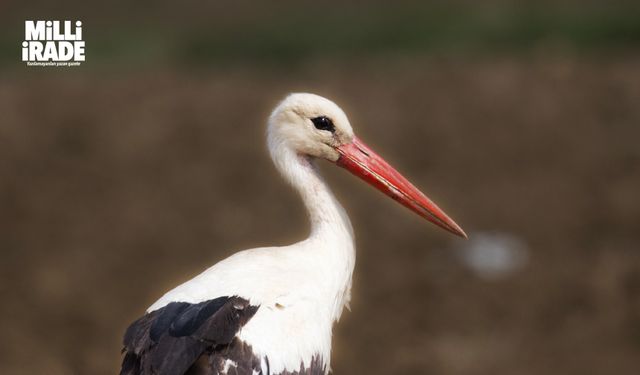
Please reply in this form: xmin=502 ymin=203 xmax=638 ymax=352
xmin=449 ymin=223 xmax=468 ymax=239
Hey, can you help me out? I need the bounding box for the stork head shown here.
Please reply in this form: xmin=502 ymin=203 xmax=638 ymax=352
xmin=268 ymin=93 xmax=354 ymax=162
xmin=268 ymin=93 xmax=466 ymax=238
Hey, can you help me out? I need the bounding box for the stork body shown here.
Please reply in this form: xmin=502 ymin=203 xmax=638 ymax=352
xmin=121 ymin=94 xmax=465 ymax=375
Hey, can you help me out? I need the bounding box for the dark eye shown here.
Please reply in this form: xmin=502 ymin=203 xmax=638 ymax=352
xmin=311 ymin=116 xmax=335 ymax=133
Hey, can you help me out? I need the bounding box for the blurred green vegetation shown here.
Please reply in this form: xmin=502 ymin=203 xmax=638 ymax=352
xmin=179 ymin=5 xmax=640 ymax=64
xmin=1 ymin=2 xmax=639 ymax=68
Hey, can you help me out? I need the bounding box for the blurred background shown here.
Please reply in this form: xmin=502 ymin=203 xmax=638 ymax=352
xmin=1 ymin=0 xmax=639 ymax=374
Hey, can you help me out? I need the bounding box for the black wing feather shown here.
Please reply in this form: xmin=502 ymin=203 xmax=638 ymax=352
xmin=170 ymin=298 xmax=229 ymax=337
xmin=150 ymin=302 xmax=190 ymax=341
xmin=120 ymin=296 xmax=259 ymax=375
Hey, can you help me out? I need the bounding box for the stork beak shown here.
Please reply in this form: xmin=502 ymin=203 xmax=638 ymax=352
xmin=335 ymin=137 xmax=467 ymax=238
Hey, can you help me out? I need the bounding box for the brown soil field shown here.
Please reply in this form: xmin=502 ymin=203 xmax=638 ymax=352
xmin=1 ymin=56 xmax=639 ymax=374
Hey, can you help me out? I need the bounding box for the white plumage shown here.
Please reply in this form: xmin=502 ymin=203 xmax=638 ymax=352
xmin=148 ymin=94 xmax=355 ymax=374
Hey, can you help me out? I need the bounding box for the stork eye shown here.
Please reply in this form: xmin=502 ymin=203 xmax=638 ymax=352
xmin=311 ymin=116 xmax=335 ymax=133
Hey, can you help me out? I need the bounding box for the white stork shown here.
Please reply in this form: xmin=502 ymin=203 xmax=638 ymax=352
xmin=120 ymin=93 xmax=466 ymax=375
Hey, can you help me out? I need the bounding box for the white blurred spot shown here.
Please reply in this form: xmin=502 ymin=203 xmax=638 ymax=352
xmin=456 ymin=231 xmax=529 ymax=280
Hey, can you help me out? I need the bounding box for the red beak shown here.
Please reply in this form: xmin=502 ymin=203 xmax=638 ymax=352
xmin=336 ymin=137 xmax=467 ymax=238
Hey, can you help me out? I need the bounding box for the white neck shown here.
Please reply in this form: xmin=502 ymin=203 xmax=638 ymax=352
xmin=270 ymin=143 xmax=356 ymax=326
xmin=271 ymin=145 xmax=354 ymax=244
